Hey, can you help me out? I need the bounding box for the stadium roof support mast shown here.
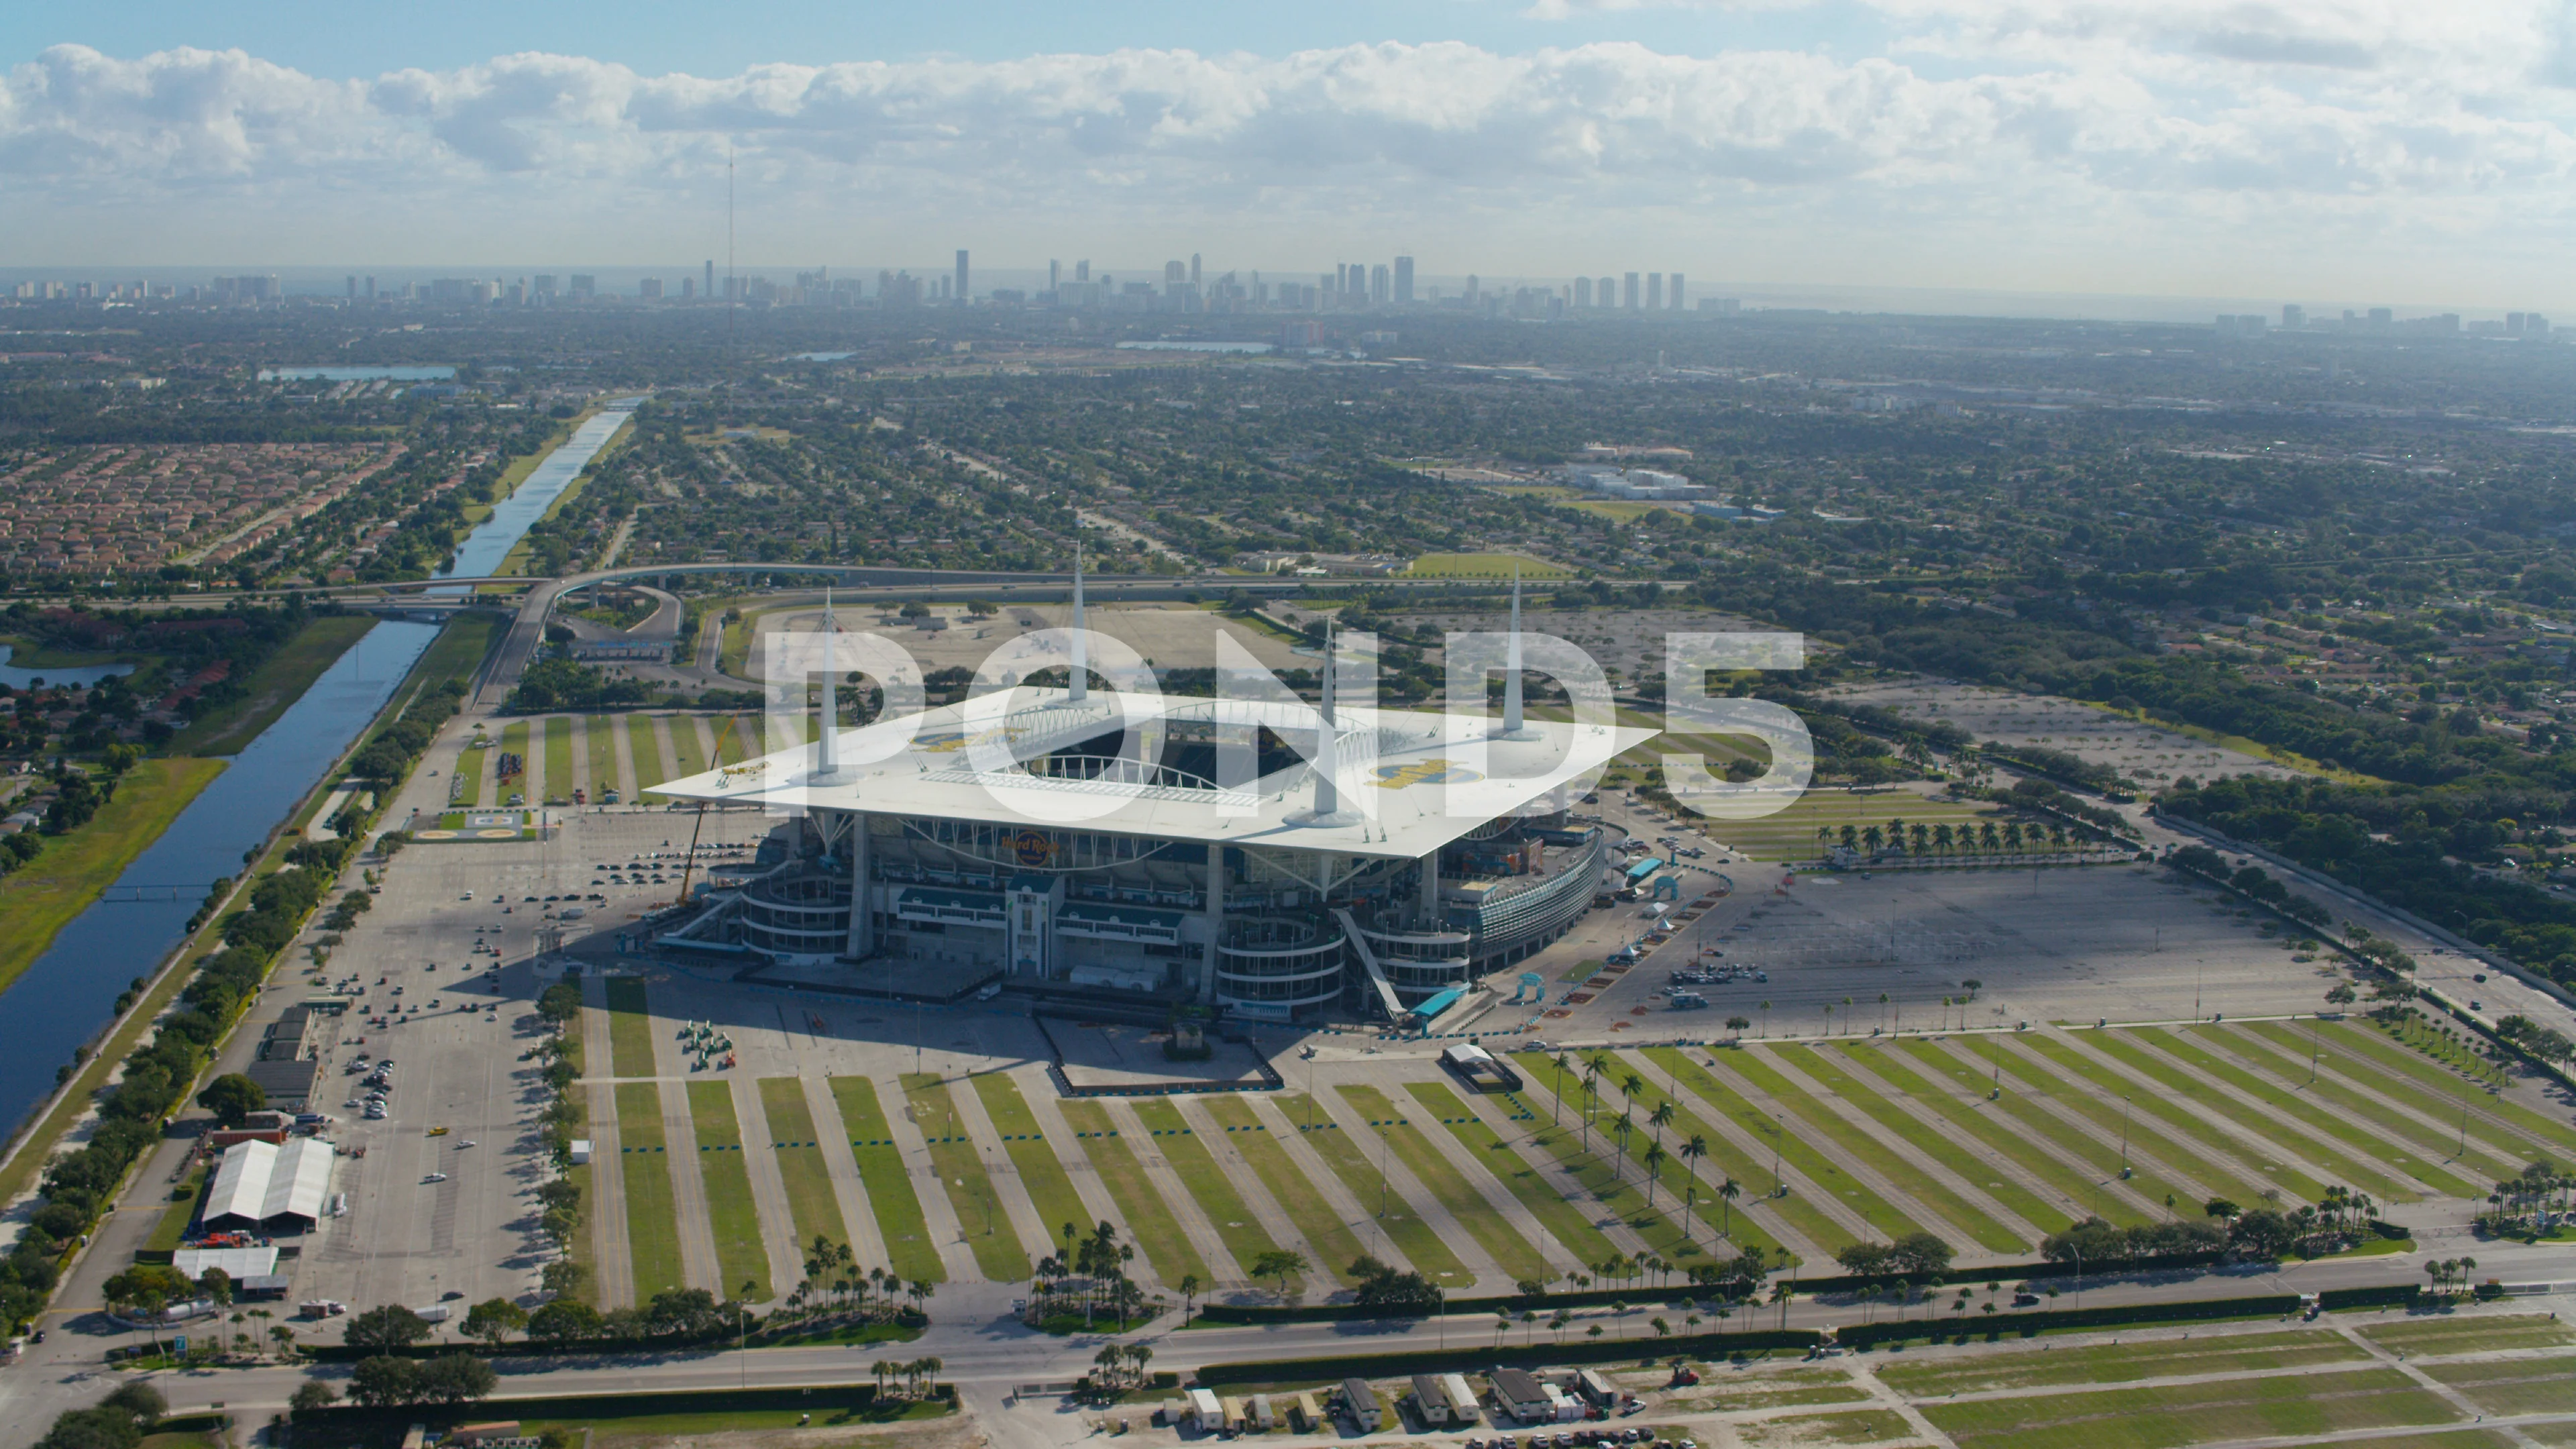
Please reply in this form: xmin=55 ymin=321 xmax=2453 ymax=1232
xmin=814 ymin=588 xmax=841 ymax=782
xmin=1069 ymin=543 xmax=1088 ymax=705
xmin=1499 ymin=564 xmax=1537 ymax=741
xmin=1293 ymin=621 xmax=1358 ymax=827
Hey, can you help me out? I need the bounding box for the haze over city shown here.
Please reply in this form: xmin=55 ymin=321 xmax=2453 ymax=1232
xmin=5 ymin=0 xmax=2573 ymax=311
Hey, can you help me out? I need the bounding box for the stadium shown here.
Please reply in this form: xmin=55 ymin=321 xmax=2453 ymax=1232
xmin=649 ymin=618 xmax=1651 ymax=1024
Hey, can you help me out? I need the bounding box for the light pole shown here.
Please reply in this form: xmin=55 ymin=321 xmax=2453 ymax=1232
xmin=2118 ymin=1096 xmax=2132 ymax=1179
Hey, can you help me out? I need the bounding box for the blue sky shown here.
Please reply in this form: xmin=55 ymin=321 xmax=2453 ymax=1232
xmin=5 ymin=1 xmax=2572 ymax=311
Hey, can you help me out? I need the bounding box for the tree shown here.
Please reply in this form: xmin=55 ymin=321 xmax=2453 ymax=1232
xmin=527 ymin=1298 xmax=604 ymax=1344
xmin=1642 ymin=1142 xmax=1669 ymax=1206
xmin=415 ymin=1353 xmax=499 ymax=1405
xmin=2228 ymin=1208 xmax=2296 ymax=1260
xmin=344 ymin=1304 xmax=432 ymax=1354
xmin=1719 ymin=1176 xmax=1741 ymax=1239
xmin=98 ymin=1383 xmax=165 ymax=1426
xmin=1249 ymin=1249 xmax=1307 ymax=1299
xmin=1177 ymin=1273 xmax=1201 ymax=1324
xmin=289 ymin=1381 xmax=339 ymax=1413
xmin=348 ymin=1356 xmax=421 ymax=1408
xmin=464 ymin=1297 xmax=528 ymax=1347
xmin=194 ymin=1073 xmax=264 ymax=1128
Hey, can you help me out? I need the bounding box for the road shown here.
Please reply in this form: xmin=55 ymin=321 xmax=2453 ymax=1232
xmin=12 ymin=1240 xmax=2576 ymax=1446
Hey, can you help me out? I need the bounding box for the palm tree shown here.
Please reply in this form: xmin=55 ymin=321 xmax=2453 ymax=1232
xmin=1839 ymin=824 xmax=1859 ymax=851
xmin=1878 ymin=991 xmax=1890 ymax=1032
xmin=1860 ymin=824 xmax=1883 ymax=855
xmin=1643 ymin=1142 xmax=1669 ymax=1205
xmin=1760 ymin=1000 xmax=1771 ymax=1038
xmin=1726 ymin=1014 xmax=1750 ymax=1040
xmin=1719 ymin=1177 xmax=1741 ymax=1239
xmin=1933 ymin=823 xmax=1954 ymax=855
xmin=2002 ymin=821 xmax=2023 ymax=853
xmin=1910 ymin=822 xmax=1930 ymax=855
xmin=1177 ymin=1273 xmax=1201 ymax=1324
xmin=1551 ymin=1052 xmax=1574 ymax=1124
xmin=1886 ymin=816 xmax=1908 ymax=850
xmin=1980 ymin=820 xmax=2001 ymax=852
xmin=1650 ymin=1099 xmax=1676 ymax=1150
xmin=1680 ymin=1136 xmax=1709 ymax=1230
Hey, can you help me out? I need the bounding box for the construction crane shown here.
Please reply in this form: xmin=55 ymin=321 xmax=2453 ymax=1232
xmin=672 ymin=713 xmax=744 ymax=910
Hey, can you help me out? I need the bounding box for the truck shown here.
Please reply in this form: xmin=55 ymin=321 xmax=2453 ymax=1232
xmin=1668 ymin=992 xmax=1708 ymax=1011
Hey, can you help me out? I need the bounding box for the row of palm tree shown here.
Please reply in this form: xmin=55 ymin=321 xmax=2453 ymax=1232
xmin=867 ymin=1356 xmax=945 ymax=1399
xmin=1542 ymin=1051 xmax=1747 ymax=1242
xmin=1090 ymin=1341 xmax=1155 ymax=1388
xmin=1817 ymin=818 xmax=2091 ymax=859
xmin=788 ymin=1236 xmax=932 ymax=1322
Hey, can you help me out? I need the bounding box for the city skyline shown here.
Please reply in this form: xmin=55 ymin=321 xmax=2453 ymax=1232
xmin=5 ymin=1 xmax=2573 ymax=309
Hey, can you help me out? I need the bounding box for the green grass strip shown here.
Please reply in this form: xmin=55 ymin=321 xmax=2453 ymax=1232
xmin=2019 ymin=1032 xmax=2326 ymax=1204
xmin=1458 ymin=1085 xmax=1720 ymax=1268
xmin=2257 ymin=1019 xmax=2566 ymax=1171
xmin=1915 ymin=1366 xmax=2459 ymax=1448
xmin=1057 ymin=1100 xmax=1209 ymax=1289
xmin=1644 ymin=1049 xmax=1910 ymax=1251
xmin=2334 ymin=1018 xmax=2576 ymax=1157
xmin=1136 ymin=1098 xmax=1303 ymax=1285
xmin=603 ymin=976 xmax=656 ymax=1078
xmin=824 ymin=1076 xmax=943 ymax=1283
xmin=1763 ymin=1044 xmax=2032 ymax=1252
xmin=0 ymin=757 xmax=226 ymax=997
xmin=616 ymin=1083 xmax=684 ymax=1300
xmin=1808 ymin=1041 xmax=2076 ymax=1246
xmin=1266 ymin=1093 xmax=1462 ymax=1285
xmin=453 ymin=743 xmax=486 ymax=807
xmin=1200 ymin=1093 xmax=1370 ymax=1284
xmin=1857 ymin=1044 xmax=2123 ymax=1232
xmin=2375 ymin=1014 xmax=2509 ymax=1092
xmin=1548 ymin=1051 xmax=1800 ymax=1256
xmin=2204 ymin=1024 xmax=2492 ymax=1195
xmin=2053 ymin=1029 xmax=2406 ymax=1204
xmin=1713 ymin=1049 xmax=1978 ymax=1249
xmin=1339 ymin=1084 xmax=1552 ymax=1283
xmin=1927 ymin=1039 xmax=2207 ymax=1225
xmin=670 ymin=714 xmax=710 ymax=780
xmin=757 ymin=1078 xmax=852 ymax=1260
xmin=2009 ymin=1034 xmax=2286 ymax=1205
xmin=585 ymin=714 xmax=617 ymax=798
xmin=168 ymin=614 xmax=375 ymax=756
xmin=498 ymin=721 xmax=531 ymax=798
xmin=543 ymin=716 xmax=574 ymax=798
xmin=1876 ymin=1328 xmax=2367 ymax=1397
xmin=1404 ymin=1081 xmax=1621 ymax=1269
xmin=627 ymin=714 xmax=671 ymax=790
xmin=900 ymin=1073 xmax=1028 ymax=1282
xmin=969 ymin=1072 xmax=1097 ymax=1257
xmin=717 ymin=715 xmax=759 ymax=765
xmin=2132 ymin=1026 xmax=2472 ymax=1202
xmin=686 ymin=1080 xmax=772 ymax=1301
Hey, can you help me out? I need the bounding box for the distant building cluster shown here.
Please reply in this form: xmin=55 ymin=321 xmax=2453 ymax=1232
xmin=2233 ymin=305 xmax=2555 ymax=339
xmin=0 ymin=441 xmax=398 ymax=575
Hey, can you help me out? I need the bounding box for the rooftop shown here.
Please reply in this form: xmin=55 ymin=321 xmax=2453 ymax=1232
xmin=649 ymin=687 xmax=1652 ymax=861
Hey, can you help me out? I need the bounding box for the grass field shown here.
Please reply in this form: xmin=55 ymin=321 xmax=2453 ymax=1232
xmin=1737 ymin=1411 xmax=1918 ymax=1448
xmin=2053 ymin=1029 xmax=2404 ymax=1204
xmin=2362 ymin=1313 xmax=2576 ymax=1354
xmin=543 ymin=717 xmax=573 ymax=799
xmin=1795 ymin=1042 xmax=2065 ymax=1247
xmin=1975 ymin=1036 xmax=2268 ymax=1213
xmin=452 ymin=740 xmax=486 ymax=807
xmin=2131 ymin=1026 xmax=2475 ymax=1201
xmin=1876 ymin=1329 xmax=2369 ymax=1397
xmin=1919 ymin=1366 xmax=2460 ymax=1448
xmin=669 ymin=714 xmax=711 ymax=780
xmin=1484 ymin=1069 xmax=1719 ymax=1265
xmin=603 ymin=977 xmax=656 ymax=1078
xmin=1642 ymin=1049 xmax=1913 ymax=1252
xmin=1404 ymin=1081 xmax=1621 ymax=1269
xmin=615 ymin=1083 xmax=685 ymax=1299
xmin=901 ymin=1073 xmax=1028 ymax=1281
xmin=168 ymin=615 xmax=376 ymax=756
xmin=0 ymin=757 xmax=226 ymax=996
xmin=2210 ymin=1024 xmax=2500 ymax=1191
xmin=585 ymin=714 xmax=617 ymax=797
xmin=2271 ymin=1016 xmax=2576 ymax=1168
xmin=516 ymin=1396 xmax=949 ymax=1442
xmin=757 ymin=1078 xmax=851 ymax=1257
xmin=1136 ymin=1098 xmax=1300 ymax=1287
xmin=1711 ymin=1049 xmax=1970 ymax=1248
xmin=685 ymin=1080 xmax=772 ymax=1301
xmin=1056 ymin=1099 xmax=1210 ymax=1289
xmin=2373 ymin=1014 xmax=2511 ymax=1092
xmin=1688 ymin=788 xmax=2000 ymax=863
xmin=2425 ymin=1356 xmax=2576 ymax=1416
xmin=1338 ymin=1084 xmax=1552 ymax=1283
xmin=497 ymin=721 xmax=529 ymax=798
xmin=824 ymin=1076 xmax=944 ymax=1283
xmin=1406 ymin=552 xmax=1574 ymax=580
xmin=970 ymin=1072 xmax=1097 ymax=1258
xmin=716 ymin=714 xmax=759 ymax=765
xmin=1274 ymin=1092 xmax=1464 ymax=1285
xmin=627 ymin=714 xmax=671 ymax=790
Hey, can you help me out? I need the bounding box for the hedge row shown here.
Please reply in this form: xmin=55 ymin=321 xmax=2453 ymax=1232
xmin=1193 ymin=1328 xmax=1819 ymax=1387
xmin=1837 ymin=1293 xmax=2304 ymax=1348
xmin=294 ymin=1381 xmax=951 ymax=1430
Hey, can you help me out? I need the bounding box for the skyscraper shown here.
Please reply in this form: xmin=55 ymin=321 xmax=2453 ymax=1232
xmin=1371 ymin=264 xmax=1390 ymax=306
xmin=1076 ymin=259 xmax=1090 ymax=282
xmin=1393 ymin=256 xmax=1414 ymax=305
xmin=1574 ymin=276 xmax=1593 ymax=309
xmin=1049 ymin=260 xmax=1061 ymax=294
xmin=1190 ymin=253 xmax=1202 ymax=286
xmin=955 ymin=250 xmax=969 ymax=304
xmin=1624 ymin=272 xmax=1641 ymax=310
xmin=704 ymin=260 xmax=714 ymax=299
xmin=1647 ymin=272 xmax=1663 ymax=310
xmin=1670 ymin=273 xmax=1684 ymax=311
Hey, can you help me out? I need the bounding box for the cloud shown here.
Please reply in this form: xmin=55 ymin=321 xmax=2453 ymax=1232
xmin=1 ymin=30 xmax=2571 ymax=303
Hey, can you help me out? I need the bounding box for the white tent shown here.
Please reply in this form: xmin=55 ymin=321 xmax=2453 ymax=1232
xmin=202 ymin=1138 xmax=331 ymax=1231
